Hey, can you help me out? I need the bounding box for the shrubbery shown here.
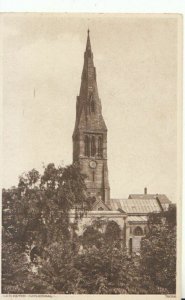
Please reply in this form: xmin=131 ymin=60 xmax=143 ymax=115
xmin=2 ymin=164 xmax=176 ymax=294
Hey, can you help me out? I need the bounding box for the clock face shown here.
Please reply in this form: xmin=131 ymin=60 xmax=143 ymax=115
xmin=89 ymin=160 xmax=97 ymax=169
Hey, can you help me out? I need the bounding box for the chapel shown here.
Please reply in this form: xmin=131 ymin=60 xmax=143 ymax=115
xmin=71 ymin=30 xmax=171 ymax=253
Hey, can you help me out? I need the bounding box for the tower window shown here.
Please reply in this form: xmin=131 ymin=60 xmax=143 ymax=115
xmin=92 ymin=171 xmax=95 ymax=182
xmin=84 ymin=135 xmax=90 ymax=157
xmin=98 ymin=136 xmax=103 ymax=157
xmin=91 ymin=136 xmax=96 ymax=156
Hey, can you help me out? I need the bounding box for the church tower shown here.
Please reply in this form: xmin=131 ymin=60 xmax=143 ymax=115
xmin=73 ymin=30 xmax=110 ymax=204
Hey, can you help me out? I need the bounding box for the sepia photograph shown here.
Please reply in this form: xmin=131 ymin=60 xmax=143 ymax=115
xmin=1 ymin=13 xmax=182 ymax=296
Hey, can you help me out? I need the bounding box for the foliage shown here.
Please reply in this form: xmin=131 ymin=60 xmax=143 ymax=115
xmin=2 ymin=166 xmax=176 ymax=294
xmin=82 ymin=226 xmax=104 ymax=249
xmin=2 ymin=240 xmax=29 ymax=294
xmin=73 ymin=242 xmax=140 ymax=294
xmin=2 ymin=163 xmax=87 ymax=293
xmin=140 ymin=205 xmax=176 ymax=294
xmin=3 ymin=163 xmax=87 ymax=245
xmin=104 ymin=220 xmax=121 ymax=247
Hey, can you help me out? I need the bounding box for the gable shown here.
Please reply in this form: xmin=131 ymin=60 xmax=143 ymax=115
xmin=92 ymin=199 xmax=110 ymax=211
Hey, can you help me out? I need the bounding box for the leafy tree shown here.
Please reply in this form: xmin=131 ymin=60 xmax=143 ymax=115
xmin=2 ymin=164 xmax=176 ymax=295
xmin=73 ymin=239 xmax=147 ymax=294
xmin=2 ymin=163 xmax=87 ymax=293
xmin=3 ymin=163 xmax=87 ymax=244
xmin=2 ymin=240 xmax=29 ymax=294
xmin=140 ymin=205 xmax=176 ymax=294
xmin=82 ymin=226 xmax=104 ymax=249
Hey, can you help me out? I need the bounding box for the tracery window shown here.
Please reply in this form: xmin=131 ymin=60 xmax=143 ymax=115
xmin=84 ymin=135 xmax=90 ymax=157
xmin=91 ymin=136 xmax=96 ymax=156
xmin=98 ymin=136 xmax=103 ymax=157
xmin=105 ymin=221 xmax=121 ymax=248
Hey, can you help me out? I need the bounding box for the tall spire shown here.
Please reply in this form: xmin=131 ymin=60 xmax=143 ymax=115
xmin=86 ymin=29 xmax=92 ymax=54
xmin=72 ymin=31 xmax=110 ymax=204
xmin=73 ymin=30 xmax=107 ymax=135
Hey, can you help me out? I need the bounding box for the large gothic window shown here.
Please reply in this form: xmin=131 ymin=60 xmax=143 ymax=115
xmin=84 ymin=135 xmax=90 ymax=157
xmin=98 ymin=136 xmax=103 ymax=157
xmin=104 ymin=221 xmax=121 ymax=248
xmin=91 ymin=136 xmax=96 ymax=156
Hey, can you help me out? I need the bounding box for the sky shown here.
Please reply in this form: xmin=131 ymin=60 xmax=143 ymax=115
xmin=2 ymin=14 xmax=181 ymax=202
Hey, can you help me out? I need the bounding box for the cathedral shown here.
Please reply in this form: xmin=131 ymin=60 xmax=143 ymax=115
xmin=70 ymin=30 xmax=171 ymax=253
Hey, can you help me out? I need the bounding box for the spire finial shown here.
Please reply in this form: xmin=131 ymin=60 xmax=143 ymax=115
xmin=86 ymin=28 xmax=91 ymax=52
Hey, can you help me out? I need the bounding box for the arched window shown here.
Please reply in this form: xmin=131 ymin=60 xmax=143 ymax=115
xmin=91 ymin=136 xmax=96 ymax=156
xmin=84 ymin=135 xmax=90 ymax=157
xmin=104 ymin=221 xmax=121 ymax=248
xmin=134 ymin=226 xmax=143 ymax=236
xmin=98 ymin=136 xmax=103 ymax=157
xmin=89 ymin=94 xmax=95 ymax=113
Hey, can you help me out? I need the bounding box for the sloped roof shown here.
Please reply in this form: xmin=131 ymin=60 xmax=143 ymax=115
xmin=128 ymin=194 xmax=171 ymax=211
xmin=129 ymin=193 xmax=170 ymax=202
xmin=109 ymin=198 xmax=161 ymax=214
xmin=127 ymin=215 xmax=148 ymax=222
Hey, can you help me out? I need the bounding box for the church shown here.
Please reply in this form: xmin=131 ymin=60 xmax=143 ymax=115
xmin=70 ymin=30 xmax=171 ymax=253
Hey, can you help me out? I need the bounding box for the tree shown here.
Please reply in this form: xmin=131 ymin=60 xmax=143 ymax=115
xmin=82 ymin=226 xmax=104 ymax=249
xmin=2 ymin=164 xmax=176 ymax=294
xmin=140 ymin=205 xmax=176 ymax=294
xmin=2 ymin=163 xmax=87 ymax=294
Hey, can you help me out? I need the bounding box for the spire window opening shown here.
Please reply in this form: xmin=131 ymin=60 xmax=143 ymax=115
xmin=91 ymin=136 xmax=96 ymax=156
xmin=84 ymin=136 xmax=90 ymax=157
xmin=98 ymin=136 xmax=103 ymax=157
xmin=88 ymin=94 xmax=95 ymax=114
xmin=90 ymin=100 xmax=95 ymax=113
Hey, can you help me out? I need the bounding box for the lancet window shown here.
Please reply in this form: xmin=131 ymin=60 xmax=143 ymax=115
xmin=84 ymin=135 xmax=90 ymax=157
xmin=98 ymin=136 xmax=103 ymax=157
xmin=91 ymin=136 xmax=96 ymax=156
xmin=88 ymin=94 xmax=95 ymax=113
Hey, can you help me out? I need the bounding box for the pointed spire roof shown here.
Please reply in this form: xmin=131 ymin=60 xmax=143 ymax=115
xmin=86 ymin=29 xmax=91 ymax=52
xmin=73 ymin=30 xmax=107 ymax=136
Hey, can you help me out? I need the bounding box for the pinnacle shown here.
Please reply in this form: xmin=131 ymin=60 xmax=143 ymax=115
xmin=86 ymin=29 xmax=91 ymax=52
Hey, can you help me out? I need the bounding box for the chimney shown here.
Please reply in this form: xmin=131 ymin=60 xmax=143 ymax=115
xmin=144 ymin=187 xmax=147 ymax=195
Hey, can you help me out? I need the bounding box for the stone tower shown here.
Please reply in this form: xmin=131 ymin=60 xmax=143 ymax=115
xmin=73 ymin=30 xmax=110 ymax=204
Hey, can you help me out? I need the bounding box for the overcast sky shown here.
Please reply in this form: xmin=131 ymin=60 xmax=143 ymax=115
xmin=2 ymin=14 xmax=181 ymax=201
